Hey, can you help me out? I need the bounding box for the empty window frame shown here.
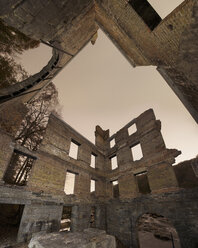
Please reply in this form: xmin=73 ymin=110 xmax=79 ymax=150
xmin=64 ymin=171 xmax=76 ymax=195
xmin=90 ymin=179 xmax=96 ymax=193
xmin=128 ymin=0 xmax=162 ymax=30
xmin=131 ymin=143 xmax=143 ymax=161
xmin=110 ymin=138 xmax=115 ymax=148
xmin=69 ymin=139 xmax=80 ymax=159
xmin=90 ymin=153 xmax=97 ymax=168
xmin=135 ymin=171 xmax=151 ymax=194
xmin=110 ymin=155 xmax=118 ymax=170
xmin=128 ymin=123 xmax=137 ymax=136
xmin=3 ymin=149 xmax=36 ymax=186
xmin=60 ymin=206 xmax=72 ymax=232
xmin=112 ymin=180 xmax=119 ymax=198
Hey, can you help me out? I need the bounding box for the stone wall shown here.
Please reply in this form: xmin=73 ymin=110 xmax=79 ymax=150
xmin=105 ymin=109 xmax=181 ymax=199
xmin=28 ymin=114 xmax=106 ymax=200
xmin=95 ymin=0 xmax=194 ymax=66
xmin=0 ymin=0 xmax=197 ymax=123
xmin=18 ymin=203 xmax=63 ymax=242
xmin=0 ymin=108 xmax=197 ymax=245
xmin=174 ymin=158 xmax=198 ymax=188
xmin=106 ymin=189 xmax=198 ymax=248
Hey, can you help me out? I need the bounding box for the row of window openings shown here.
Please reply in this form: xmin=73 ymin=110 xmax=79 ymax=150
xmin=110 ymin=143 xmax=143 ymax=170
xmin=64 ymin=171 xmax=96 ymax=195
xmin=69 ymin=140 xmax=97 ymax=168
xmin=111 ymin=171 xmax=151 ymax=198
xmin=110 ymin=123 xmax=137 ymax=148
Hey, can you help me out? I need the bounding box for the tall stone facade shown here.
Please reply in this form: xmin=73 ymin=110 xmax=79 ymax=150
xmin=0 ymin=107 xmax=197 ymax=247
xmin=0 ymin=1 xmax=197 ymax=247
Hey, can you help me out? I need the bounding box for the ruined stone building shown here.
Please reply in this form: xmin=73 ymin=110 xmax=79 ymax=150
xmin=0 ymin=0 xmax=197 ymax=247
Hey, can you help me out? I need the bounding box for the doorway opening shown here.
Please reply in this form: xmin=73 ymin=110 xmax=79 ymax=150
xmin=0 ymin=203 xmax=24 ymax=246
xmin=90 ymin=206 xmax=96 ymax=228
xmin=60 ymin=206 xmax=72 ymax=232
xmin=137 ymin=213 xmax=181 ymax=248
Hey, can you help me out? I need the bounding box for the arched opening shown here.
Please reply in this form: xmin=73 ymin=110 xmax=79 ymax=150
xmin=137 ymin=213 xmax=181 ymax=248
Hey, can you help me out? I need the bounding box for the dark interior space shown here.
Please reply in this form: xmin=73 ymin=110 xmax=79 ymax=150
xmin=0 ymin=203 xmax=24 ymax=247
xmin=128 ymin=0 xmax=162 ymax=30
xmin=136 ymin=172 xmax=151 ymax=194
xmin=113 ymin=182 xmax=119 ymax=198
xmin=90 ymin=206 xmax=96 ymax=228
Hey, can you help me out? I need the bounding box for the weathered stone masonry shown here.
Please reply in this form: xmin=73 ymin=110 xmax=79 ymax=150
xmin=0 ymin=1 xmax=198 ymax=247
xmin=0 ymin=0 xmax=198 ymax=122
xmin=0 ymin=106 xmax=197 ymax=247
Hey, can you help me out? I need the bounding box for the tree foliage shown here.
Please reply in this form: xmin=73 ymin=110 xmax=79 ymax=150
xmin=0 ymin=19 xmax=40 ymax=89
xmin=15 ymin=83 xmax=59 ymax=151
xmin=4 ymin=83 xmax=60 ymax=186
xmin=0 ymin=19 xmax=60 ymax=186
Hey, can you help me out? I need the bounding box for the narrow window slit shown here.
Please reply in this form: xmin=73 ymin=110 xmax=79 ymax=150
xmin=110 ymin=155 xmax=118 ymax=170
xmin=69 ymin=139 xmax=80 ymax=159
xmin=112 ymin=180 xmax=119 ymax=198
xmin=90 ymin=153 xmax=97 ymax=168
xmin=90 ymin=179 xmax=96 ymax=193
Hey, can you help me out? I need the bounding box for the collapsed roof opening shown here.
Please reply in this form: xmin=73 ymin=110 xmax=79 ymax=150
xmin=128 ymin=0 xmax=162 ymax=30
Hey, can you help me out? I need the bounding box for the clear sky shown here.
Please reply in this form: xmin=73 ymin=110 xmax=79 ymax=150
xmin=17 ymin=0 xmax=198 ymax=164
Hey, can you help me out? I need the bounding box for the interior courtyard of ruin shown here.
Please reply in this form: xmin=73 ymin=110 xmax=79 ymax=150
xmin=0 ymin=0 xmax=198 ymax=247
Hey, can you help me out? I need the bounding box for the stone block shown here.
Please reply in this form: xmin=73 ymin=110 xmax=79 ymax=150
xmin=28 ymin=229 xmax=116 ymax=248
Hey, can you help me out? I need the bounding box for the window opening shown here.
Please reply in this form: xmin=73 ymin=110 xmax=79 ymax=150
xmin=90 ymin=153 xmax=97 ymax=168
xmin=135 ymin=171 xmax=151 ymax=194
xmin=90 ymin=206 xmax=96 ymax=228
xmin=64 ymin=171 xmax=76 ymax=195
xmin=69 ymin=140 xmax=80 ymax=159
xmin=112 ymin=180 xmax=119 ymax=198
xmin=110 ymin=139 xmax=115 ymax=148
xmin=131 ymin=143 xmax=143 ymax=161
xmin=128 ymin=0 xmax=162 ymax=30
xmin=0 ymin=203 xmax=24 ymax=246
xmin=3 ymin=149 xmax=36 ymax=186
xmin=60 ymin=206 xmax=72 ymax=232
xmin=90 ymin=179 xmax=96 ymax=193
xmin=128 ymin=123 xmax=137 ymax=136
xmin=110 ymin=155 xmax=118 ymax=170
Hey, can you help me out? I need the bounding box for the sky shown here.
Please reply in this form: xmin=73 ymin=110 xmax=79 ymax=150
xmin=17 ymin=0 xmax=198 ymax=164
